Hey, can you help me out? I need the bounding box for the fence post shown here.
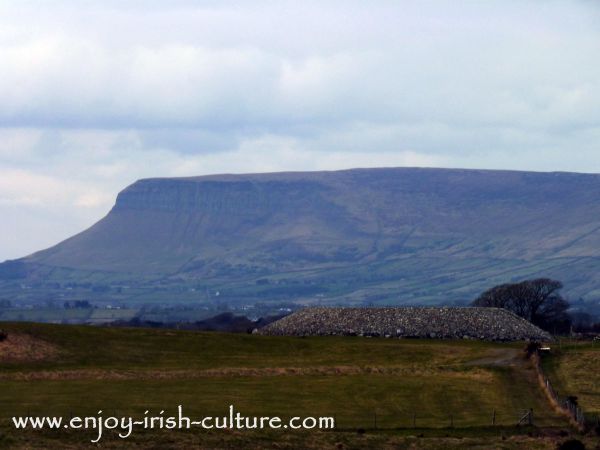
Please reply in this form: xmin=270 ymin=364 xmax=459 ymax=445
xmin=373 ymin=411 xmax=377 ymax=430
xmin=450 ymin=414 xmax=453 ymax=428
xmin=413 ymin=412 xmax=416 ymax=428
xmin=492 ymin=409 xmax=496 ymax=426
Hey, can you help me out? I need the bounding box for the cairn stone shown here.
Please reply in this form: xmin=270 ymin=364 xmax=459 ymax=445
xmin=258 ymin=307 xmax=552 ymax=342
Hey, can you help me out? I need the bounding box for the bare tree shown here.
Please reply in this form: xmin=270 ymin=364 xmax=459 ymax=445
xmin=473 ymin=278 xmax=571 ymax=332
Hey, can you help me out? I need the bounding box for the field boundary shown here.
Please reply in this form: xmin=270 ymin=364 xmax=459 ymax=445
xmin=531 ymin=352 xmax=595 ymax=432
xmin=0 ymin=364 xmax=491 ymax=381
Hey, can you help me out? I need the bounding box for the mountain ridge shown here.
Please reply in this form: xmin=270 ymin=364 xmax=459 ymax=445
xmin=3 ymin=166 xmax=600 ymax=312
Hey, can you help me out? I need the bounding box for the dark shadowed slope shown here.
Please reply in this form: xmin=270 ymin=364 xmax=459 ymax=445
xmin=3 ymin=167 xmax=600 ymax=308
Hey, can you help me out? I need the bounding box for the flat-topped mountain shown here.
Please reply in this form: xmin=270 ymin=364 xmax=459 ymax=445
xmin=2 ymin=167 xmax=600 ymax=311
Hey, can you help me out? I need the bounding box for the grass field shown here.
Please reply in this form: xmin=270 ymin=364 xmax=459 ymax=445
xmin=542 ymin=340 xmax=600 ymax=416
xmin=0 ymin=323 xmax=591 ymax=449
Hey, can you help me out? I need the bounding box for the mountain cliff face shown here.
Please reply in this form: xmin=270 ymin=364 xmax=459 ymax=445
xmin=3 ymin=167 xmax=600 ymax=309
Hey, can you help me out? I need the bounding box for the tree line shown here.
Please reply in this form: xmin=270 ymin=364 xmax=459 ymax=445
xmin=472 ymin=278 xmax=598 ymax=334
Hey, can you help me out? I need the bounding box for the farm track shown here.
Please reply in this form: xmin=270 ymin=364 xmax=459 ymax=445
xmin=465 ymin=347 xmax=524 ymax=367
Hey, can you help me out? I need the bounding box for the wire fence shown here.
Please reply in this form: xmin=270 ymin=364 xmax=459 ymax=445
xmin=1 ymin=407 xmax=562 ymax=433
xmin=534 ymin=352 xmax=599 ymax=432
xmin=542 ymin=372 xmax=599 ymax=431
xmin=325 ymin=409 xmax=560 ymax=430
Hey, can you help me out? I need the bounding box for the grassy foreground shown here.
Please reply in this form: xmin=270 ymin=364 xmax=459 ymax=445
xmin=542 ymin=340 xmax=600 ymax=416
xmin=0 ymin=323 xmax=587 ymax=449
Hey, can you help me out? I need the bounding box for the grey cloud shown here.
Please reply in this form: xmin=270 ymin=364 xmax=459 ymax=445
xmin=2 ymin=1 xmax=600 ymax=260
xmin=1 ymin=1 xmax=599 ymax=136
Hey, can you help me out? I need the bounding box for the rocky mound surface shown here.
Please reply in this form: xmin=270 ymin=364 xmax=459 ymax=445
xmin=0 ymin=332 xmax=60 ymax=362
xmin=259 ymin=307 xmax=552 ymax=341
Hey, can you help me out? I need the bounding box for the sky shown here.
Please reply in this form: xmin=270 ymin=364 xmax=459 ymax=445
xmin=1 ymin=0 xmax=600 ymax=261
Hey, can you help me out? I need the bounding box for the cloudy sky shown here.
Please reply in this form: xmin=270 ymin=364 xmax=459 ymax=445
xmin=1 ymin=0 xmax=600 ymax=260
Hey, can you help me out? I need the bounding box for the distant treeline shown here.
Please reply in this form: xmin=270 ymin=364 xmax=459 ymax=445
xmin=104 ymin=312 xmax=288 ymax=333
